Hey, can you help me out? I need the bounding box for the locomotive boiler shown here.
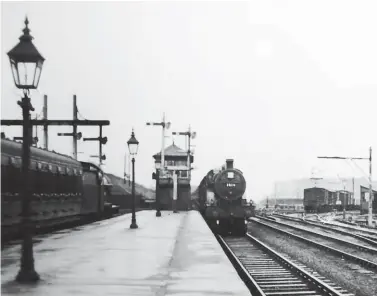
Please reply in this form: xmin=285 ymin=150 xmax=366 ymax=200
xmin=1 ymin=138 xmax=118 ymax=240
xmin=196 ymin=159 xmax=255 ymax=236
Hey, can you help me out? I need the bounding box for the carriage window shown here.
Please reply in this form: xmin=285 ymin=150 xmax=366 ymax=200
xmin=7 ymin=162 xmax=22 ymax=195
xmin=180 ymin=171 xmax=188 ymax=178
xmin=83 ymin=172 xmax=97 ymax=185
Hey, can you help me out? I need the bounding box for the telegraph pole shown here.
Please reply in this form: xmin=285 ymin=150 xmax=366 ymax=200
xmin=339 ymin=177 xmax=347 ymax=220
xmin=172 ymin=125 xmax=196 ymax=178
xmin=73 ymin=95 xmax=78 ymax=159
xmin=318 ymin=148 xmax=373 ymax=226
xmin=99 ymin=126 xmax=103 ymax=166
xmin=43 ymin=95 xmax=48 ymax=149
xmin=146 ymin=113 xmax=171 ymax=170
xmin=146 ymin=113 xmax=171 ymax=215
xmin=1 ymin=95 xmax=109 ymax=163
xmin=56 ymin=95 xmax=82 ymax=159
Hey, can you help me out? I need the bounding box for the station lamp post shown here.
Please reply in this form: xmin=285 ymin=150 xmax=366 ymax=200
xmin=127 ymin=129 xmax=139 ymax=229
xmin=7 ymin=17 xmax=45 ymax=283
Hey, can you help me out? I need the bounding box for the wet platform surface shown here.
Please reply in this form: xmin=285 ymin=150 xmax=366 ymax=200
xmin=1 ymin=210 xmax=250 ymax=296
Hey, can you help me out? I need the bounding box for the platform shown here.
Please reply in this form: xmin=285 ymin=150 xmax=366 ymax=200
xmin=1 ymin=210 xmax=250 ymax=296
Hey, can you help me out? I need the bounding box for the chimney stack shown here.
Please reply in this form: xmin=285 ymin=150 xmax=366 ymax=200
xmin=226 ymin=159 xmax=234 ymax=169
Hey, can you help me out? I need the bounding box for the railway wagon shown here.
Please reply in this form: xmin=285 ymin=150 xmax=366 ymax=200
xmin=303 ymin=187 xmax=358 ymax=213
xmin=1 ymin=138 xmax=118 ymax=238
xmin=303 ymin=187 xmax=336 ymax=213
xmin=194 ymin=159 xmax=255 ymax=236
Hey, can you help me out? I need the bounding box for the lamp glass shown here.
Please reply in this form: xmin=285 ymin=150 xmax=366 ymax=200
xmin=127 ymin=132 xmax=139 ymax=156
xmin=9 ymin=58 xmax=44 ymax=90
xmin=128 ymin=143 xmax=138 ymax=155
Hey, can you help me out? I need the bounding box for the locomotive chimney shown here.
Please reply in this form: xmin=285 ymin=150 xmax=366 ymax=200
xmin=226 ymin=159 xmax=234 ymax=169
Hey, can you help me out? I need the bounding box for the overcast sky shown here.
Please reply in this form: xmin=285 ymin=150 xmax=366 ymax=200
xmin=2 ymin=1 xmax=377 ymax=201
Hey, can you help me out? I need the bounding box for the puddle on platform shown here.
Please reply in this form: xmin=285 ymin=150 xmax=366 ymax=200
xmin=38 ymin=248 xmax=58 ymax=253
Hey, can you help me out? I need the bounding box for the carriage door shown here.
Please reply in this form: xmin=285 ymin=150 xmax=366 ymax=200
xmin=82 ymin=169 xmax=101 ymax=215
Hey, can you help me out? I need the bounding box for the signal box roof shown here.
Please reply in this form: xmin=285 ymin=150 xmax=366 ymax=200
xmin=153 ymin=143 xmax=193 ymax=162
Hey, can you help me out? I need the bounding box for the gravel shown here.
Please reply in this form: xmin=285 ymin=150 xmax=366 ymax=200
xmin=248 ymin=221 xmax=377 ymax=296
xmin=275 ymin=218 xmax=377 ymax=249
xmin=257 ymin=219 xmax=377 ymax=264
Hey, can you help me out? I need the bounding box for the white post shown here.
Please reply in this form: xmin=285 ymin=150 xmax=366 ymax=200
xmin=173 ymin=171 xmax=177 ymax=201
xmin=173 ymin=170 xmax=178 ymax=213
xmin=368 ymin=147 xmax=373 ymax=226
xmin=187 ymin=126 xmax=191 ymax=180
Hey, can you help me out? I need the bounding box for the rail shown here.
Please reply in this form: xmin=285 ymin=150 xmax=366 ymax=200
xmin=255 ymin=215 xmax=377 ymax=254
xmin=272 ymin=213 xmax=377 ymax=247
xmin=218 ymin=234 xmax=352 ymax=296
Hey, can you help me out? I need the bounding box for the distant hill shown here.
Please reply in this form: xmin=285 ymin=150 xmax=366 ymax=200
xmin=256 ymin=197 xmax=303 ymax=209
xmin=105 ymin=173 xmax=155 ymax=200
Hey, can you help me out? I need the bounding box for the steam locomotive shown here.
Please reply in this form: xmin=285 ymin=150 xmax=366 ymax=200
xmin=1 ymin=138 xmax=119 ymax=239
xmin=195 ymin=159 xmax=255 ymax=236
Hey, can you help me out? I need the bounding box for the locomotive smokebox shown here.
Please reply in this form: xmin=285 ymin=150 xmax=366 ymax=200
xmin=226 ymin=159 xmax=234 ymax=169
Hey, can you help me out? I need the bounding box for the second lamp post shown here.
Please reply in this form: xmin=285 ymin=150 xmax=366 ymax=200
xmin=127 ymin=129 xmax=139 ymax=229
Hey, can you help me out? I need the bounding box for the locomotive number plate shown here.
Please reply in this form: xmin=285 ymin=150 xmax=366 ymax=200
xmin=226 ymin=183 xmax=236 ymax=188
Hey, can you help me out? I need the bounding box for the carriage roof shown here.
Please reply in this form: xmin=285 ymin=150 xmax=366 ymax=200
xmin=1 ymin=138 xmax=81 ymax=167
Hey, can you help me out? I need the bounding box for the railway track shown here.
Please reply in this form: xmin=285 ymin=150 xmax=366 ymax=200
xmin=272 ymin=213 xmax=377 ymax=247
xmin=250 ymin=218 xmax=377 ymax=271
xmin=255 ymin=215 xmax=377 ymax=254
xmin=219 ymin=233 xmax=353 ymax=296
xmin=274 ymin=213 xmax=377 ymax=237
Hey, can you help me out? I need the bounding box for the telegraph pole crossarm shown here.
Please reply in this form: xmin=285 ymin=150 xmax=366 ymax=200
xmin=1 ymin=119 xmax=110 ymax=126
xmin=317 ymin=148 xmax=373 ymax=227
